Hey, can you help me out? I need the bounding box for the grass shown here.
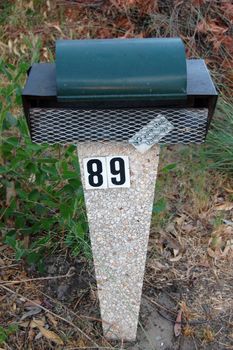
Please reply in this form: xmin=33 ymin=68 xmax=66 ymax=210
xmin=205 ymin=99 xmax=233 ymax=174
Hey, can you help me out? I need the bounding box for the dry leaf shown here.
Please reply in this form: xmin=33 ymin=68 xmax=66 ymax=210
xmin=28 ymin=328 xmax=35 ymax=342
xmin=203 ymin=327 xmax=214 ymax=342
xmin=35 ymin=331 xmax=43 ymax=340
xmin=211 ymin=35 xmax=233 ymax=54
xmin=47 ymin=23 xmax=63 ymax=35
xmin=220 ymin=36 xmax=233 ymax=54
xmin=207 ymin=21 xmax=227 ymax=35
xmin=196 ymin=19 xmax=208 ymax=33
xmin=221 ymin=3 xmax=233 ymax=21
xmin=198 ymin=258 xmax=210 ymax=268
xmin=160 ymin=231 xmax=182 ymax=251
xmin=46 ymin=313 xmax=58 ymax=327
xmin=75 ymin=339 xmax=86 ymax=348
xmin=182 ymin=223 xmax=195 ymax=233
xmin=215 ymin=203 xmax=233 ymax=211
xmin=207 ymin=247 xmax=217 ymax=258
xmin=20 ymin=319 xmax=45 ymax=329
xmin=25 ymin=300 xmax=42 ymax=308
xmin=26 ymin=1 xmax=34 ymax=11
xmin=208 ymin=224 xmax=233 ymax=258
xmin=35 ymin=322 xmax=64 ymax=345
xmin=174 ymin=309 xmax=182 ymax=337
xmin=175 ymin=214 xmax=186 ymax=226
xmin=183 ymin=325 xmax=195 ymax=337
xmin=196 ymin=19 xmax=228 ymax=36
xmin=173 ymin=248 xmax=179 ymax=257
xmin=148 ymin=259 xmax=168 ymax=272
xmin=222 ymin=239 xmax=233 ymax=257
xmin=8 ymin=39 xmax=13 ymax=53
xmin=170 ymin=253 xmax=183 ymax=262
xmin=6 ymin=181 xmax=16 ymax=206
xmin=23 ymin=235 xmax=30 ymax=249
xmin=21 ymin=308 xmax=42 ymax=320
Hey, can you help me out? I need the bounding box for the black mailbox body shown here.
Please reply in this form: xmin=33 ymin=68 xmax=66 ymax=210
xmin=22 ymin=39 xmax=218 ymax=145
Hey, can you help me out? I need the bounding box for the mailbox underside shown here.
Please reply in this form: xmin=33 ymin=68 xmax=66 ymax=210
xmin=22 ymin=59 xmax=217 ymax=145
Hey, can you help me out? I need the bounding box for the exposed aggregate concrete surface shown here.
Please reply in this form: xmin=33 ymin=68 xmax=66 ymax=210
xmin=78 ymin=142 xmax=160 ymax=340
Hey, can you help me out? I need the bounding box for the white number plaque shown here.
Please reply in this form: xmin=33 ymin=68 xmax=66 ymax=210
xmin=83 ymin=156 xmax=130 ymax=190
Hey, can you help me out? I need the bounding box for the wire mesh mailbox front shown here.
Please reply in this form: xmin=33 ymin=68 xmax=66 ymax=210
xmin=22 ymin=38 xmax=217 ymax=342
xmin=29 ymin=108 xmax=208 ymax=144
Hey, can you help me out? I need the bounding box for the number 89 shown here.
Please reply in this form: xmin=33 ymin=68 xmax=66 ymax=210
xmin=83 ymin=156 xmax=130 ymax=189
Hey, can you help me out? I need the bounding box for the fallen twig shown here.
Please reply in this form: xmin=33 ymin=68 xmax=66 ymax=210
xmin=144 ymin=295 xmax=177 ymax=315
xmin=38 ymin=290 xmax=114 ymax=347
xmin=0 ymin=264 xmax=19 ymax=270
xmin=0 ymin=268 xmax=75 ymax=285
xmin=0 ymin=285 xmax=99 ymax=348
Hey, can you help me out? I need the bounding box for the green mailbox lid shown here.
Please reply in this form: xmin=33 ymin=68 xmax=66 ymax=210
xmin=56 ymin=38 xmax=187 ymax=101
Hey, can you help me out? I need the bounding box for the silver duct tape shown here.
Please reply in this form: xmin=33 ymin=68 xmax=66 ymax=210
xmin=129 ymin=114 xmax=174 ymax=153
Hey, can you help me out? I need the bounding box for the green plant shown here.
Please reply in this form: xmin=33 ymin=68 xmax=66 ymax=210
xmin=0 ymin=61 xmax=90 ymax=269
xmin=151 ymin=160 xmax=178 ymax=227
xmin=153 ymin=197 xmax=166 ymax=214
xmin=0 ymin=324 xmax=18 ymax=344
xmin=205 ymin=99 xmax=233 ymax=174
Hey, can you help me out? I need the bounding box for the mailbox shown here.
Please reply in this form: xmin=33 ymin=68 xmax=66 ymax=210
xmin=22 ymin=38 xmax=217 ymax=341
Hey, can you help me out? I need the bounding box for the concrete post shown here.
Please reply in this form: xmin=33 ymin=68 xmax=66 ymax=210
xmin=78 ymin=142 xmax=160 ymax=341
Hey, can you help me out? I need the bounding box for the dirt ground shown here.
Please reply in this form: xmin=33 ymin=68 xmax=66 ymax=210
xmin=1 ymin=146 xmax=233 ymax=349
xmin=1 ymin=247 xmax=232 ymax=349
